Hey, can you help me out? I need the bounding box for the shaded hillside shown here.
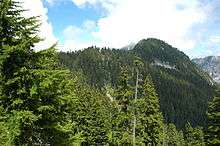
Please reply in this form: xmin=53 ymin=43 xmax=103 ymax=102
xmin=59 ymin=38 xmax=214 ymax=128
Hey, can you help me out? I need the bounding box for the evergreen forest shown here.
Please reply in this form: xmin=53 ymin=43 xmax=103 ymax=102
xmin=0 ymin=0 xmax=219 ymax=145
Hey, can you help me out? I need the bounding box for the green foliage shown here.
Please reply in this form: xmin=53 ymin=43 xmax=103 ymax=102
xmin=0 ymin=106 xmax=10 ymax=146
xmin=109 ymin=69 xmax=165 ymax=145
xmin=0 ymin=0 xmax=40 ymax=49
xmin=206 ymin=86 xmax=220 ymax=146
xmin=111 ymin=68 xmax=134 ymax=145
xmin=163 ymin=123 xmax=185 ymax=146
xmin=0 ymin=1 xmax=77 ymax=145
xmin=0 ymin=0 xmax=217 ymax=145
xmin=59 ymin=39 xmax=214 ymax=129
xmin=0 ymin=47 xmax=77 ymax=145
xmin=66 ymin=75 xmax=111 ymax=145
xmin=184 ymin=123 xmax=205 ymax=146
xmin=134 ymin=39 xmax=214 ymax=129
xmin=135 ymin=76 xmax=164 ymax=145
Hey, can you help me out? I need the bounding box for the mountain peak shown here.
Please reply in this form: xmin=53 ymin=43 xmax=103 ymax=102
xmin=138 ymin=38 xmax=169 ymax=46
xmin=133 ymin=38 xmax=189 ymax=66
xmin=193 ymin=56 xmax=220 ymax=83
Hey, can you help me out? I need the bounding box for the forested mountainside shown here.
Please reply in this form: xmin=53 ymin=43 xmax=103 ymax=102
xmin=1 ymin=0 xmax=220 ymax=145
xmin=59 ymin=38 xmax=215 ymax=128
xmin=193 ymin=56 xmax=220 ymax=83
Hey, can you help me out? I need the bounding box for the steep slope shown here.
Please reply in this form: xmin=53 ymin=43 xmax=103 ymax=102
xmin=193 ymin=56 xmax=220 ymax=83
xmin=59 ymin=38 xmax=214 ymax=128
xmin=132 ymin=38 xmax=214 ymax=128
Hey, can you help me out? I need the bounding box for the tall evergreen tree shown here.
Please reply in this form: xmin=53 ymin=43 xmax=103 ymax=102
xmin=132 ymin=59 xmax=144 ymax=146
xmin=69 ymin=79 xmax=110 ymax=145
xmin=206 ymin=86 xmax=220 ymax=146
xmin=0 ymin=0 xmax=76 ymax=145
xmin=184 ymin=123 xmax=205 ymax=146
xmin=136 ymin=75 xmax=164 ymax=145
xmin=163 ymin=123 xmax=185 ymax=146
xmin=0 ymin=0 xmax=40 ymax=49
xmin=113 ymin=68 xmax=134 ymax=145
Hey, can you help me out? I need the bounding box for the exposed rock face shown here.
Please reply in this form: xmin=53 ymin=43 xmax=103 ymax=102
xmin=193 ymin=56 xmax=220 ymax=83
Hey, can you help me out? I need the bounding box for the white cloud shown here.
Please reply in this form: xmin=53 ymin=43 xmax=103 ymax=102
xmin=61 ymin=40 xmax=96 ymax=52
xmin=63 ymin=25 xmax=84 ymax=40
xmin=45 ymin=0 xmax=67 ymax=6
xmin=72 ymin=0 xmax=208 ymax=50
xmin=62 ymin=20 xmax=97 ymax=40
xmin=83 ymin=20 xmax=97 ymax=31
xmin=71 ymin=0 xmax=98 ymax=7
xmin=209 ymin=36 xmax=220 ymax=43
xmin=61 ymin=20 xmax=100 ymax=51
xmin=45 ymin=0 xmax=54 ymax=4
xmin=21 ymin=0 xmax=57 ymax=50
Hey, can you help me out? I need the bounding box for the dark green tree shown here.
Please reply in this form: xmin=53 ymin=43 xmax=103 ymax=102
xmin=59 ymin=38 xmax=214 ymax=129
xmin=206 ymin=86 xmax=220 ymax=146
xmin=0 ymin=0 xmax=77 ymax=145
xmin=113 ymin=68 xmax=134 ymax=145
xmin=163 ymin=123 xmax=185 ymax=146
xmin=132 ymin=58 xmax=144 ymax=146
xmin=0 ymin=0 xmax=40 ymax=49
xmin=70 ymin=80 xmax=111 ymax=145
xmin=184 ymin=122 xmax=205 ymax=146
xmin=136 ymin=75 xmax=164 ymax=145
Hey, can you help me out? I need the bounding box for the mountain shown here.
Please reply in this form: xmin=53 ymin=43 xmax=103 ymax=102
xmin=121 ymin=42 xmax=136 ymax=50
xmin=59 ymin=38 xmax=215 ymax=128
xmin=193 ymin=56 xmax=220 ymax=83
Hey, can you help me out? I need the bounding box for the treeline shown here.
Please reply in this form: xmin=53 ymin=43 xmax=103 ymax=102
xmin=0 ymin=0 xmax=219 ymax=145
xmin=59 ymin=44 xmax=214 ymax=129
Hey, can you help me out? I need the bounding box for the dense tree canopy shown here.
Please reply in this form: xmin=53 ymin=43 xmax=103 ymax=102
xmin=0 ymin=0 xmax=219 ymax=145
xmin=0 ymin=1 xmax=76 ymax=145
xmin=206 ymin=86 xmax=220 ymax=145
xmin=59 ymin=40 xmax=214 ymax=128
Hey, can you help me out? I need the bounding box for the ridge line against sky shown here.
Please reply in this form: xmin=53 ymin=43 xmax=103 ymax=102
xmin=21 ymin=0 xmax=220 ymax=58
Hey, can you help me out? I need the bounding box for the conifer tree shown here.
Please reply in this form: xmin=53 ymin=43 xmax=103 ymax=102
xmin=184 ymin=122 xmax=205 ymax=146
xmin=206 ymin=86 xmax=220 ymax=146
xmin=163 ymin=123 xmax=185 ymax=146
xmin=0 ymin=0 xmax=76 ymax=145
xmin=0 ymin=0 xmax=40 ymax=49
xmin=113 ymin=68 xmax=134 ymax=145
xmin=132 ymin=58 xmax=144 ymax=146
xmin=69 ymin=80 xmax=110 ymax=145
xmin=136 ymin=75 xmax=164 ymax=145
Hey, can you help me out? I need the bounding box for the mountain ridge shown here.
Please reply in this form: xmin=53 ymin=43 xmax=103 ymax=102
xmin=193 ymin=56 xmax=220 ymax=83
xmin=59 ymin=38 xmax=215 ymax=128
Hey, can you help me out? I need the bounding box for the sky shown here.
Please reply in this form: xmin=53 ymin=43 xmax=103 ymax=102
xmin=21 ymin=0 xmax=220 ymax=58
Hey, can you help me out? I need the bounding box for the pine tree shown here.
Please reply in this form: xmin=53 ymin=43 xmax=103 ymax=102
xmin=132 ymin=58 xmax=144 ymax=146
xmin=0 ymin=0 xmax=40 ymax=49
xmin=163 ymin=123 xmax=185 ymax=146
xmin=113 ymin=68 xmax=134 ymax=145
xmin=184 ymin=122 xmax=205 ymax=146
xmin=70 ymin=81 xmax=110 ymax=145
xmin=0 ymin=1 xmax=76 ymax=145
xmin=206 ymin=86 xmax=220 ymax=146
xmin=136 ymin=75 xmax=164 ymax=145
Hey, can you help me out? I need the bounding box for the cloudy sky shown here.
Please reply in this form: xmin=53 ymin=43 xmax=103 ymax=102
xmin=21 ymin=0 xmax=220 ymax=58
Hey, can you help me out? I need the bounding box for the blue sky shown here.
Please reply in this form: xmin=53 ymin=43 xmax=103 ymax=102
xmin=23 ymin=0 xmax=220 ymax=58
xmin=43 ymin=0 xmax=101 ymax=43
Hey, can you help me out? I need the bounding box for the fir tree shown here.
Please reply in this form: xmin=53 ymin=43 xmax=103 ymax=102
xmin=206 ymin=86 xmax=220 ymax=146
xmin=136 ymin=75 xmax=164 ymax=145
xmin=184 ymin=122 xmax=205 ymax=146
xmin=0 ymin=1 xmax=76 ymax=145
xmin=0 ymin=0 xmax=40 ymax=49
xmin=132 ymin=58 xmax=144 ymax=146
xmin=163 ymin=123 xmax=185 ymax=146
xmin=70 ymin=81 xmax=110 ymax=145
xmin=113 ymin=68 xmax=134 ymax=145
